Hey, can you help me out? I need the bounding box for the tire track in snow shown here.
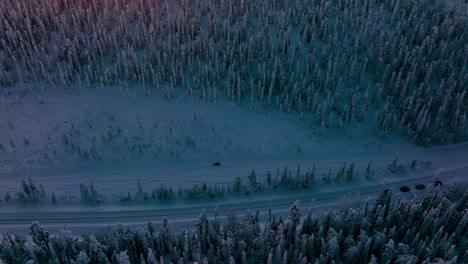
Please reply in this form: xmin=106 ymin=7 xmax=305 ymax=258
xmin=0 ymin=142 xmax=466 ymax=233
xmin=0 ymin=164 xmax=466 ymax=234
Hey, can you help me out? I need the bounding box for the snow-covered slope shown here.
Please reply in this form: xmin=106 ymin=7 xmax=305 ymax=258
xmin=1 ymin=88 xmax=329 ymax=171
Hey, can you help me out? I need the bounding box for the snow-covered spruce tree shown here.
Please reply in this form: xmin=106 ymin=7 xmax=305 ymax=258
xmin=16 ymin=178 xmax=46 ymax=202
xmin=287 ymin=200 xmax=301 ymax=245
xmin=197 ymin=209 xmax=210 ymax=253
xmin=87 ymin=235 xmax=110 ymax=264
xmin=29 ymin=222 xmax=50 ymax=255
xmin=248 ymin=169 xmax=258 ymax=191
xmin=79 ymin=181 xmax=102 ymax=203
xmin=112 ymin=250 xmax=131 ymax=264
xmin=73 ymin=251 xmax=91 ymax=264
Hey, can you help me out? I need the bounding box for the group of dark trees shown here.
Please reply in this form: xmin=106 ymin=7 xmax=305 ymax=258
xmin=0 ymin=0 xmax=466 ymax=145
xmin=0 ymin=178 xmax=47 ymax=203
xmin=1 ymin=186 xmax=466 ymax=263
xmin=118 ymin=158 xmax=429 ymax=204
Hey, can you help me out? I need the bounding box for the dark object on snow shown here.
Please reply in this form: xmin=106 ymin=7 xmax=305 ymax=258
xmin=213 ymin=162 xmax=221 ymax=166
xmin=415 ymin=184 xmax=426 ymax=190
xmin=433 ymin=180 xmax=443 ymax=187
xmin=400 ymin=186 xmax=410 ymax=192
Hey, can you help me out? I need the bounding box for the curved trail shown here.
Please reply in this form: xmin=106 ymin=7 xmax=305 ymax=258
xmin=0 ymin=143 xmax=467 ymax=234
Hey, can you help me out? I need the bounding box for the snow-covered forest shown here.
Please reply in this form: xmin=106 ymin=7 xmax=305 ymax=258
xmin=1 ymin=187 xmax=467 ymax=263
xmin=0 ymin=0 xmax=467 ymax=263
xmin=1 ymin=0 xmax=466 ymax=145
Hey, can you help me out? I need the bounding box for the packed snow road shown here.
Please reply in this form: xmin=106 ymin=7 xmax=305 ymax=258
xmin=0 ymin=142 xmax=467 ymax=234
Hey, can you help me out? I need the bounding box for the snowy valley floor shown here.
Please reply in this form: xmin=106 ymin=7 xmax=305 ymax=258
xmin=0 ymin=89 xmax=467 ymax=235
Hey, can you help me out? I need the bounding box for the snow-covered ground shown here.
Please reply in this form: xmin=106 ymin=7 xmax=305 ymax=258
xmin=0 ymin=87 xmax=394 ymax=191
xmin=1 ymin=88 xmax=466 ymax=234
xmin=0 ymin=153 xmax=466 ymax=234
xmin=0 ymin=1 xmax=466 ymax=263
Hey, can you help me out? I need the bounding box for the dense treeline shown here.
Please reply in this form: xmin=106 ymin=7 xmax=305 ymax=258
xmin=1 ymin=186 xmax=466 ymax=263
xmin=0 ymin=0 xmax=466 ymax=145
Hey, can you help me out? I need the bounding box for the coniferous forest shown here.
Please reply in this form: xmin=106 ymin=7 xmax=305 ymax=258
xmin=0 ymin=0 xmax=466 ymax=145
xmin=1 ymin=187 xmax=467 ymax=263
xmin=1 ymin=0 xmax=467 ymax=263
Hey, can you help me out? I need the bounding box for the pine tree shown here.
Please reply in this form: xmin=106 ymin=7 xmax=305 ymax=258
xmin=381 ymin=239 xmax=395 ymax=263
xmin=137 ymin=180 xmax=143 ymax=198
xmin=335 ymin=162 xmax=346 ymax=181
xmin=159 ymin=218 xmax=172 ymax=254
xmin=140 ymin=253 xmax=147 ymax=264
xmin=29 ymin=222 xmax=49 ymax=246
xmin=197 ymin=209 xmax=210 ymax=251
xmin=288 ymin=200 xmax=301 ymax=243
xmin=88 ymin=235 xmax=110 ymax=264
xmin=266 ymin=170 xmax=272 ymax=186
xmin=114 ymin=251 xmax=131 ymax=264
xmin=210 ymin=206 xmax=221 ymax=245
xmin=51 ymin=192 xmax=57 ymax=204
xmin=389 ymin=157 xmax=398 ymax=173
xmin=248 ymin=169 xmax=257 ymax=190
xmin=233 ymin=177 xmax=242 ymax=193
xmin=267 ymin=251 xmax=273 ymax=264
xmin=346 ymin=161 xmax=355 ymax=180
xmin=345 ymin=246 xmax=359 ymax=263
xmin=282 ymin=250 xmax=288 ymax=264
xmin=226 ymin=210 xmax=238 ymax=235
xmin=241 ymin=251 xmax=247 ymax=264
xmin=74 ymin=251 xmax=91 ymax=264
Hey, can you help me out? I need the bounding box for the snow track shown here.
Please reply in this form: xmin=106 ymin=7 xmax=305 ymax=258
xmin=1 ymin=89 xmax=467 ymax=234
xmin=0 ymin=144 xmax=466 ymax=234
